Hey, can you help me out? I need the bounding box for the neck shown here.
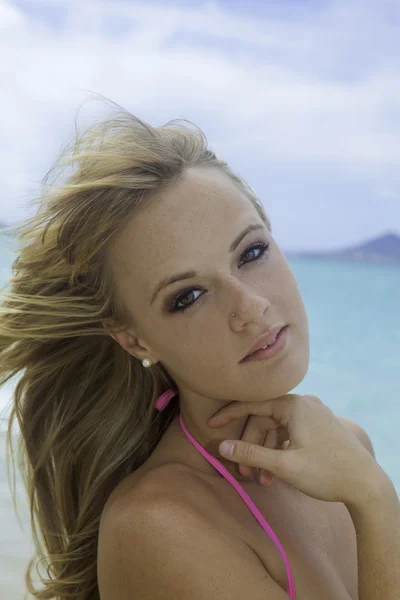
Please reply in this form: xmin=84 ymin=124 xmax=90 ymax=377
xmin=165 ymin=397 xmax=256 ymax=483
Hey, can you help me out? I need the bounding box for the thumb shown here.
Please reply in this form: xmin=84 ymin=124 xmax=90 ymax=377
xmin=219 ymin=440 xmax=286 ymax=478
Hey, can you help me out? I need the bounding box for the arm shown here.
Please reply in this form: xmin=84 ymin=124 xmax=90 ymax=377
xmin=337 ymin=416 xmax=376 ymax=458
xmin=98 ymin=496 xmax=290 ymax=600
xmin=345 ymin=469 xmax=400 ymax=600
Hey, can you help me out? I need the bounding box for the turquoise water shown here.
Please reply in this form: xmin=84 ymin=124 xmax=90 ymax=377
xmin=0 ymin=231 xmax=399 ymax=598
xmin=1 ymin=233 xmax=399 ymax=493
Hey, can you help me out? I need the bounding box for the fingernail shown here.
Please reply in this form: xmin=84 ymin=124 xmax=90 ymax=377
xmin=261 ymin=472 xmax=273 ymax=485
xmin=219 ymin=442 xmax=235 ymax=457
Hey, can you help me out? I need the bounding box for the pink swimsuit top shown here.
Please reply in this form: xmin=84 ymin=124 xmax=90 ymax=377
xmin=179 ymin=413 xmax=296 ymax=599
xmin=155 ymin=390 xmax=296 ymax=599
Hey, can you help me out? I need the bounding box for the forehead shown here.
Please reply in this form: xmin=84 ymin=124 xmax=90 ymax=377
xmin=110 ymin=167 xmax=261 ymax=293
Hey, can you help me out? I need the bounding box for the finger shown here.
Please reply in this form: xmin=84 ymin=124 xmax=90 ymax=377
xmin=239 ymin=416 xmax=267 ymax=444
xmin=239 ymin=465 xmax=253 ymax=476
xmin=237 ymin=416 xmax=253 ymax=478
xmin=258 ymin=429 xmax=278 ymax=485
xmin=238 ymin=416 xmax=267 ymax=483
xmin=276 ymin=425 xmax=290 ymax=448
xmin=238 ymin=421 xmax=285 ymax=483
xmin=265 ymin=428 xmax=278 ymax=449
xmin=219 ymin=439 xmax=287 ymax=480
xmin=209 ymin=410 xmax=278 ymax=431
xmin=208 ymin=401 xmax=263 ymax=427
xmin=239 ymin=463 xmax=272 ymax=486
xmin=260 ymin=471 xmax=274 ymax=484
xmin=208 ymin=400 xmax=285 ymax=428
xmin=236 ymin=418 xmax=281 ymax=484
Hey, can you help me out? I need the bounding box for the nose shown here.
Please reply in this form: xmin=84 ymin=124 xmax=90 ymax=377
xmin=224 ymin=280 xmax=271 ymax=323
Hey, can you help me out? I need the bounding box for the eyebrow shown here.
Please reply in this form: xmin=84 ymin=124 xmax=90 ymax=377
xmin=150 ymin=223 xmax=266 ymax=305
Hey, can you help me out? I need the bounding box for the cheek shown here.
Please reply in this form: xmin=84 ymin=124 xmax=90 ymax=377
xmin=159 ymin=336 xmax=217 ymax=376
xmin=176 ymin=345 xmax=238 ymax=393
xmin=285 ymin=272 xmax=307 ymax=319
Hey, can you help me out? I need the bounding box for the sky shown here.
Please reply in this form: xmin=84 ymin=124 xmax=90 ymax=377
xmin=1 ymin=0 xmax=400 ymax=252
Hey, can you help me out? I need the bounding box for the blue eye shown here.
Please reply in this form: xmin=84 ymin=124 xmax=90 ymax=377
xmin=170 ymin=242 xmax=270 ymax=314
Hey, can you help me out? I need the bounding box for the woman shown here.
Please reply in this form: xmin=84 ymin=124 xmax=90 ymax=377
xmin=1 ymin=99 xmax=398 ymax=600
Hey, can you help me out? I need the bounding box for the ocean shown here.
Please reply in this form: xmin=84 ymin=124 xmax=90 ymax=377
xmin=1 ymin=232 xmax=399 ymax=598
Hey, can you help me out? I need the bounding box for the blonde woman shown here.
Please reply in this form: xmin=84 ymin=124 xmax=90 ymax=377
xmin=1 ymin=99 xmax=398 ymax=600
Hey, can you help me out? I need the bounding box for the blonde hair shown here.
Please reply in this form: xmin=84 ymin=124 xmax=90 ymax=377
xmin=0 ymin=96 xmax=270 ymax=600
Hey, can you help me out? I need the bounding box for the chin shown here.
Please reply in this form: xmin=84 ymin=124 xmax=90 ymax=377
xmin=283 ymin=359 xmax=310 ymax=394
xmin=260 ymin=357 xmax=310 ymax=400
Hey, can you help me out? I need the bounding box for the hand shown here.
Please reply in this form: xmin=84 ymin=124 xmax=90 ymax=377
xmin=208 ymin=393 xmax=380 ymax=504
xmin=236 ymin=417 xmax=289 ymax=486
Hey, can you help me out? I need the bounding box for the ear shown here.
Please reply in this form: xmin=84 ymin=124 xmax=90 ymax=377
xmin=101 ymin=319 xmax=118 ymax=342
xmin=101 ymin=320 xmax=135 ymax=350
xmin=101 ymin=320 xmax=153 ymax=361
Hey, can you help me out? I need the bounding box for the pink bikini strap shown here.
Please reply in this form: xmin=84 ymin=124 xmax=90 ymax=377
xmin=155 ymin=388 xmax=296 ymax=600
xmin=155 ymin=388 xmax=178 ymax=411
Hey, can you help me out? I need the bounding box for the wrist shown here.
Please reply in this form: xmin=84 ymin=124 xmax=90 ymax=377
xmin=344 ymin=463 xmax=398 ymax=516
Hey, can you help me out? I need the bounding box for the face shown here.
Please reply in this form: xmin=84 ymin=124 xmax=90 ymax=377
xmin=109 ymin=166 xmax=310 ymax=407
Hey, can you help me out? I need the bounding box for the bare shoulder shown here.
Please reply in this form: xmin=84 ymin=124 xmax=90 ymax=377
xmin=337 ymin=415 xmax=376 ymax=458
xmin=99 ymin=463 xmax=200 ymax=536
xmin=97 ymin=464 xmax=288 ymax=600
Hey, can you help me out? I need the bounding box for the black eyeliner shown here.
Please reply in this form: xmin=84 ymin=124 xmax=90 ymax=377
xmin=168 ymin=241 xmax=270 ymax=314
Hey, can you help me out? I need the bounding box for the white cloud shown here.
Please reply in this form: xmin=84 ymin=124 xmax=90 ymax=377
xmin=0 ymin=0 xmax=26 ymax=29
xmin=0 ymin=0 xmax=399 ymax=241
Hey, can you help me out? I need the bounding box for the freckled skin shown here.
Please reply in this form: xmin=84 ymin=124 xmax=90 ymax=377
xmin=100 ymin=167 xmax=368 ymax=600
xmin=110 ymin=166 xmax=310 ymax=482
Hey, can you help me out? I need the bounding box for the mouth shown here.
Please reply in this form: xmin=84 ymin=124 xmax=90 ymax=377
xmin=240 ymin=325 xmax=288 ymax=363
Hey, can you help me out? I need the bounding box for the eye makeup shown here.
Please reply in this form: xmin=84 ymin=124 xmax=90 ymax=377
xmin=169 ymin=241 xmax=270 ymax=314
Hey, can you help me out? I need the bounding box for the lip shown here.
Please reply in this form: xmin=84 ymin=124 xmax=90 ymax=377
xmin=241 ymin=326 xmax=288 ymax=363
xmin=241 ymin=324 xmax=287 ymax=362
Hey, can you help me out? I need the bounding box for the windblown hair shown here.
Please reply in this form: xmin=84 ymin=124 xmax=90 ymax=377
xmin=0 ymin=96 xmax=270 ymax=600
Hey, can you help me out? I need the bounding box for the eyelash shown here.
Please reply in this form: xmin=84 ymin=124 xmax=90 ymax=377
xmin=170 ymin=241 xmax=270 ymax=314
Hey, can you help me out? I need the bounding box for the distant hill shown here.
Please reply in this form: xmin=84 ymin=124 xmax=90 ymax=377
xmin=285 ymin=232 xmax=400 ymax=265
